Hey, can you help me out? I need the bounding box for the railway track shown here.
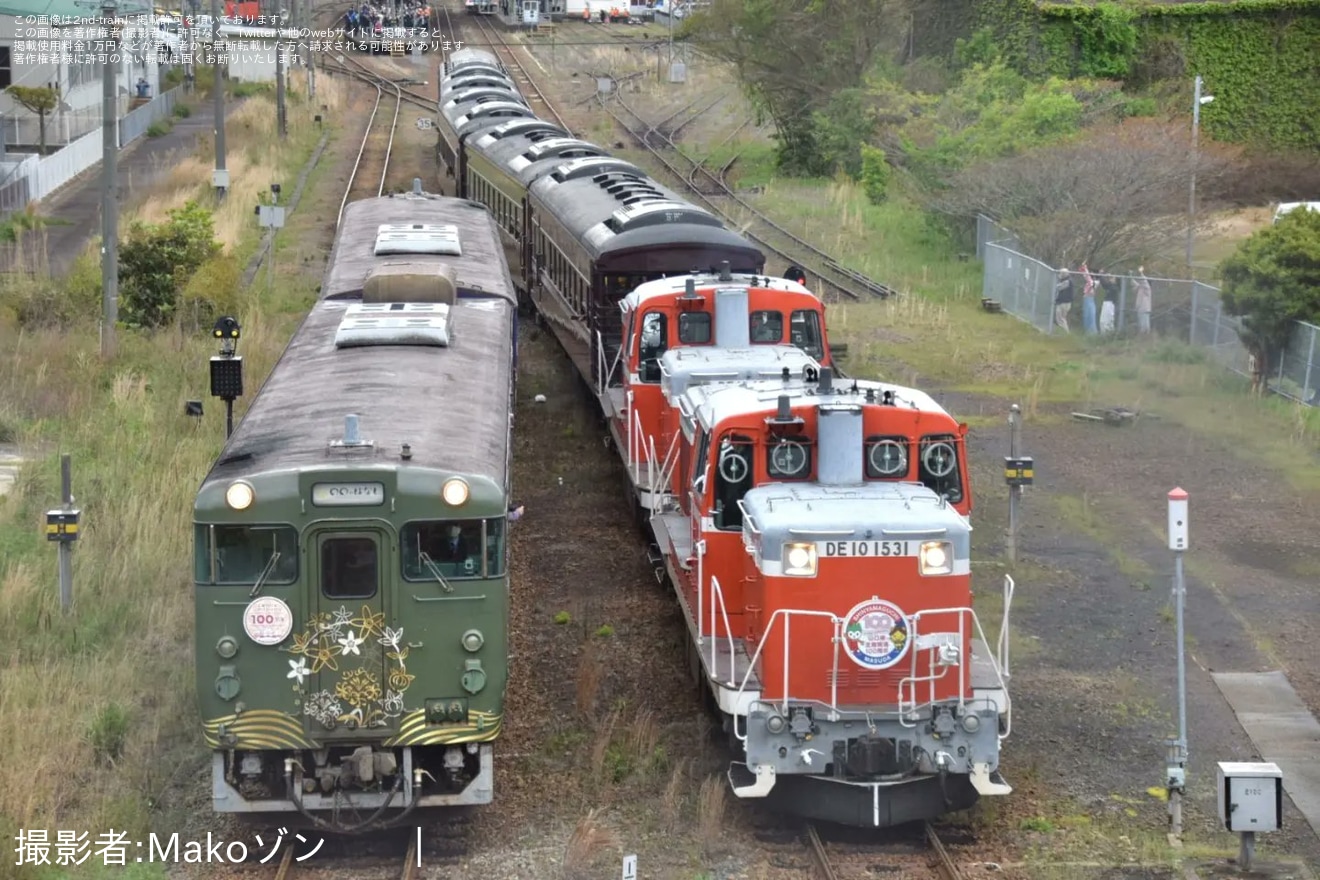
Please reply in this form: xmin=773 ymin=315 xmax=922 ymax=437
xmin=324 ymin=55 xmax=404 ymax=221
xmin=256 ymin=830 xmax=423 ymax=880
xmin=804 ymin=821 xmax=967 ymax=880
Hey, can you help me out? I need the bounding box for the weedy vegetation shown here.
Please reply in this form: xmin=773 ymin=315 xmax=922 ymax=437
xmin=0 ymin=77 xmax=344 ymax=880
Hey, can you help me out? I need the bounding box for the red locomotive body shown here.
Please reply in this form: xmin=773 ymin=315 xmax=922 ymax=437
xmin=688 ymin=371 xmax=1010 ymax=826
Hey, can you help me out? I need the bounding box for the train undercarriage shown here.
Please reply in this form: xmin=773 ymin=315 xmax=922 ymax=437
xmin=211 ymin=744 xmax=492 ymax=832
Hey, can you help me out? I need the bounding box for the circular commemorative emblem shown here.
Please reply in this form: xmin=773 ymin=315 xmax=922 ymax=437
xmin=842 ymin=597 xmax=910 ymax=670
xmin=243 ymin=596 xmax=294 ymax=646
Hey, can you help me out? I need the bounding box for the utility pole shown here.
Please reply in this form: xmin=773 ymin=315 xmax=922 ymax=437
xmin=1185 ymin=75 xmax=1215 ymax=272
xmin=211 ymin=0 xmax=228 ymax=201
xmin=1165 ymin=487 xmax=1190 ymax=840
xmin=275 ymin=8 xmax=287 ymax=138
xmin=100 ymin=0 xmax=120 ymax=360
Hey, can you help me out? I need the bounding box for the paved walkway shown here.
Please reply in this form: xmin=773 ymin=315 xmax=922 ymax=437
xmin=1213 ymin=671 xmax=1320 ymax=837
xmin=0 ymin=91 xmax=220 ymax=277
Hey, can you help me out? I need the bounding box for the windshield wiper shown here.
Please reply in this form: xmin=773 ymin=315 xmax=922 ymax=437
xmin=248 ymin=551 xmax=281 ymax=598
xmin=418 ymin=551 xmax=454 ymax=593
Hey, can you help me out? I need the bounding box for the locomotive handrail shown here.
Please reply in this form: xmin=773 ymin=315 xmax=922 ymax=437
xmin=896 ymin=605 xmax=1011 ymax=741
xmin=594 ymin=329 xmax=625 ymax=397
xmin=732 ymin=607 xmax=844 ymax=742
xmin=998 ymin=574 xmax=1015 ymax=684
xmin=705 ymin=574 xmax=740 ymax=687
xmin=734 ymin=500 xmax=762 ymax=536
xmin=650 ymin=431 xmax=681 ymax=515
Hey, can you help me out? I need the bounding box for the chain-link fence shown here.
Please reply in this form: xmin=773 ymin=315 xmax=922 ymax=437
xmin=976 ymin=214 xmax=1319 ymax=406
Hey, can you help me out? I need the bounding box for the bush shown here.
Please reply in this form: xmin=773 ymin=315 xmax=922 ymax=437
xmin=145 ymin=119 xmax=173 ymax=138
xmin=119 ymin=201 xmax=222 ymax=329
xmin=858 ymin=145 xmax=891 ymax=205
xmin=173 ymin=103 xmax=192 ymax=118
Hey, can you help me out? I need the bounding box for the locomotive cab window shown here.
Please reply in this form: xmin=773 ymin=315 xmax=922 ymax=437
xmin=790 ymin=310 xmax=825 ymax=360
xmin=750 ymin=310 xmax=783 ymax=344
xmin=713 ymin=434 xmax=754 ymax=531
xmin=321 ymin=536 xmax=378 ymax=599
xmin=678 ymin=311 xmax=712 ymax=344
xmin=865 ymin=435 xmax=911 ymax=480
xmin=639 ymin=311 xmax=667 ymax=383
xmin=691 ymin=428 xmax=711 ymax=493
xmin=767 ymin=436 xmax=812 ymax=480
xmin=918 ymin=434 xmax=963 ymax=503
xmin=402 ymin=518 xmax=504 ymax=580
xmin=195 ymin=524 xmax=298 ymax=585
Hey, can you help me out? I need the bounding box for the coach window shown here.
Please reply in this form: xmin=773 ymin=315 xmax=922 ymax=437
xmin=750 ymin=310 xmax=783 ymax=344
xmin=790 ymin=310 xmax=825 ymax=360
xmin=918 ymin=434 xmax=963 ymax=504
xmin=678 ymin=311 xmax=712 ymax=344
xmin=865 ymin=435 xmax=911 ymax=480
xmin=196 ymin=524 xmax=298 ymax=585
xmin=639 ymin=311 xmax=667 ymax=382
xmin=321 ymin=535 xmax=378 ymax=599
xmin=402 ymin=519 xmax=496 ymax=580
xmin=713 ymin=434 xmax=754 ymax=531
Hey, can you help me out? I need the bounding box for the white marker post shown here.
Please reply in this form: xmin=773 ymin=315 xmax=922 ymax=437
xmin=621 ymin=853 xmax=637 ymax=880
xmin=1166 ymin=487 xmax=1190 ymax=839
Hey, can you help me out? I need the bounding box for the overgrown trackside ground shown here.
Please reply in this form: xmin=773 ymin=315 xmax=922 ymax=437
xmin=0 ymin=76 xmax=346 ymax=880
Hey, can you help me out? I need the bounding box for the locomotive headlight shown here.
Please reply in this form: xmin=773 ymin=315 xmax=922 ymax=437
xmin=919 ymin=541 xmax=953 ymax=576
xmin=461 ymin=629 xmax=484 ymax=652
xmin=783 ymin=542 xmax=817 ymax=577
xmin=216 ymin=635 xmax=239 ymax=659
xmin=225 ymin=481 xmax=254 ymax=510
xmin=442 ymin=478 xmax=469 ymax=506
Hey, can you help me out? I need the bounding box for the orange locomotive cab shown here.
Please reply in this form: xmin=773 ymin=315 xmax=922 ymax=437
xmin=597 ymin=268 xmax=831 ymax=515
xmin=655 ymin=366 xmax=1013 ymax=828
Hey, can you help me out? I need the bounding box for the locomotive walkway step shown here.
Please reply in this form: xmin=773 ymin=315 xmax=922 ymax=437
xmin=1212 ymin=670 xmax=1320 ymax=836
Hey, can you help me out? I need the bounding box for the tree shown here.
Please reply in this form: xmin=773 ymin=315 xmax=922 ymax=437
xmin=119 ymin=201 xmax=223 ymax=329
xmin=1218 ymin=208 xmax=1320 ymax=385
xmin=5 ymin=85 xmax=59 ymax=155
xmin=687 ymin=0 xmax=909 ymax=175
xmin=928 ymin=118 xmax=1236 ymax=268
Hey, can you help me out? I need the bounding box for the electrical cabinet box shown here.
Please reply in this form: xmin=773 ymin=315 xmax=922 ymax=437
xmin=1217 ymin=761 xmax=1283 ymax=833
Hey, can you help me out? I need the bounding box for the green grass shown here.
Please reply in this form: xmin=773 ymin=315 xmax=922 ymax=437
xmin=0 ymin=87 xmax=337 ymax=880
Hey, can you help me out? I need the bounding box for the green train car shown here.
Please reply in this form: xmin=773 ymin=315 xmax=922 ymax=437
xmin=193 ymin=189 xmax=517 ymax=831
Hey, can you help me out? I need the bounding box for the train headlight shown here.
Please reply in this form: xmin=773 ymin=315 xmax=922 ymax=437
xmin=783 ymin=542 xmax=817 ymax=577
xmin=461 ymin=629 xmax=484 ymax=652
xmin=442 ymin=478 xmax=469 ymax=506
xmin=216 ymin=635 xmax=239 ymax=659
xmin=961 ymin=713 xmax=981 ymax=734
xmin=225 ymin=481 xmax=254 ymax=510
xmin=919 ymin=541 xmax=953 ymax=576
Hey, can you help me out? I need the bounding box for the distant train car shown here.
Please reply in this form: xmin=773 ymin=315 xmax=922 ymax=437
xmin=194 ymin=188 xmax=518 ymax=830
xmin=526 ymin=164 xmax=763 ymax=379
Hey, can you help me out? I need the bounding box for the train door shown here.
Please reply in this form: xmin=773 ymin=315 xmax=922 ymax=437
xmin=301 ymin=527 xmax=395 ymax=737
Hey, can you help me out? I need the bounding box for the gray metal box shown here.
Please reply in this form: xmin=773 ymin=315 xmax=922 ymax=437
xmin=1217 ymin=761 xmax=1283 ymax=832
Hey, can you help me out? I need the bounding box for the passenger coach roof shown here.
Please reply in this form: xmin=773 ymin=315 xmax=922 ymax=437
xmin=530 ymin=172 xmax=760 ymax=262
xmin=322 ymin=194 xmax=517 ymax=304
xmin=200 ymin=297 xmax=515 ymax=487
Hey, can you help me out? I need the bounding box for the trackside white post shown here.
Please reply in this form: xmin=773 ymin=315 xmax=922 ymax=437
xmin=1167 ymin=487 xmax=1190 ymax=839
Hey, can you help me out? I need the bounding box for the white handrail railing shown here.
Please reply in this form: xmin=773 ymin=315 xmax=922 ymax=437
xmin=732 ymin=607 xmax=843 ymax=742
xmin=705 ymin=575 xmax=740 ymax=687
xmin=896 ymin=604 xmax=1012 ymax=741
xmin=649 ymin=431 xmax=681 ymax=514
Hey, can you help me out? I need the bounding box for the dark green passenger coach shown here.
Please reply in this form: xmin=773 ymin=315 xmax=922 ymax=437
xmin=193 ymin=190 xmax=517 ymax=830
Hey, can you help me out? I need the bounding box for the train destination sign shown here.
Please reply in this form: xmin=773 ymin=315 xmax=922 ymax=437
xmin=819 ymin=540 xmax=915 ymax=558
xmin=311 ymin=482 xmax=386 ymax=507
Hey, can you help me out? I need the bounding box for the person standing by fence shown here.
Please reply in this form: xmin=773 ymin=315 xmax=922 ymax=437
xmin=1080 ymin=262 xmax=1098 ymax=335
xmin=1054 ymin=268 xmax=1074 ymax=333
xmin=1135 ymin=266 xmax=1152 ymax=335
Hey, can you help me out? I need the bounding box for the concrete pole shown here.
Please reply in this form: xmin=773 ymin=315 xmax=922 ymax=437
xmin=1006 ymin=404 xmax=1021 ymax=564
xmin=1185 ymin=75 xmax=1202 ymax=272
xmin=100 ymin=0 xmax=119 ymax=360
xmin=212 ymin=0 xmax=227 ymax=201
xmin=275 ymin=13 xmax=287 ymax=138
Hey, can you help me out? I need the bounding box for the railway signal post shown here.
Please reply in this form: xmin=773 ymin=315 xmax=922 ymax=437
xmin=1003 ymin=404 xmax=1033 ymax=565
xmin=1166 ymin=487 xmax=1190 ymax=839
xmin=209 ymin=316 xmax=244 ymax=438
xmin=45 ymin=454 xmax=81 ymax=613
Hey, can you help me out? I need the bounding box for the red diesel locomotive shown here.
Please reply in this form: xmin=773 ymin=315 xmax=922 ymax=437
xmin=599 ymin=269 xmax=1015 ymax=828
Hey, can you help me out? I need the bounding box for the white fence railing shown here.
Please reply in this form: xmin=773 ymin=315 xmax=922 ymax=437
xmin=0 ymin=87 xmax=182 ymax=213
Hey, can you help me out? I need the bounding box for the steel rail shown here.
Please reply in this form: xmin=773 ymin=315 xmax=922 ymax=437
xmin=805 ymin=823 xmax=840 ymax=880
xmin=926 ymin=822 xmax=965 ymax=880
